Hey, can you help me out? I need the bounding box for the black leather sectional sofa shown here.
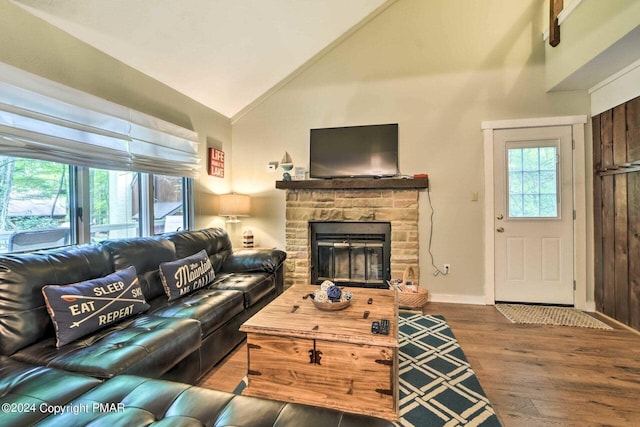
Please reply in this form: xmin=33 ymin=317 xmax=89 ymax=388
xmin=1 ymin=227 xmax=284 ymax=384
xmin=0 ymin=228 xmax=394 ymax=426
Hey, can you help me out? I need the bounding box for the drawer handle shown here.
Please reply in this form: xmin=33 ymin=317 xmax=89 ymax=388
xmin=375 ymin=388 xmax=393 ymax=396
xmin=375 ymin=359 xmax=393 ymax=366
xmin=247 ymin=343 xmax=261 ymax=350
xmin=248 ymin=370 xmax=261 ymax=376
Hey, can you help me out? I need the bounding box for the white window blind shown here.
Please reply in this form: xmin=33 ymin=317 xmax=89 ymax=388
xmin=0 ymin=62 xmax=200 ymax=177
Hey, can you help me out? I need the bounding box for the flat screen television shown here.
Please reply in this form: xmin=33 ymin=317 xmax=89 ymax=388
xmin=309 ymin=123 xmax=399 ymax=179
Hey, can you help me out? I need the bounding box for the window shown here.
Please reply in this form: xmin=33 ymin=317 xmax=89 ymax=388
xmin=0 ymin=155 xmax=193 ymax=253
xmin=0 ymin=156 xmax=71 ymax=253
xmin=507 ymin=145 xmax=559 ymax=218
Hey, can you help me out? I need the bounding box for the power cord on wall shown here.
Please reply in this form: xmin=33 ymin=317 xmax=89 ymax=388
xmin=427 ymin=188 xmax=449 ymax=277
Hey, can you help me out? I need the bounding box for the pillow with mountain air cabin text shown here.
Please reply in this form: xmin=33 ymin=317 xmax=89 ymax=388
xmin=159 ymin=249 xmax=216 ymax=301
xmin=42 ymin=266 xmax=149 ymax=347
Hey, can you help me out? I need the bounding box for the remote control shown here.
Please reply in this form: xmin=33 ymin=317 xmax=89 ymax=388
xmin=371 ymin=321 xmax=380 ymax=334
xmin=379 ymin=319 xmax=390 ymax=335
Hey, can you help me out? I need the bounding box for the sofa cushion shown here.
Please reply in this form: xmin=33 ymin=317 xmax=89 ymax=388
xmin=159 ymin=249 xmax=216 ymax=301
xmin=150 ymin=289 xmax=244 ymax=337
xmin=32 ymin=375 xmax=233 ymax=427
xmin=164 ymin=228 xmax=232 ymax=272
xmin=11 ymin=315 xmax=201 ymax=379
xmin=0 ymin=356 xmax=102 ymax=426
xmin=28 ymin=374 xmax=394 ymax=427
xmin=0 ymin=244 xmax=112 ymax=356
xmin=221 ymin=248 xmax=287 ymax=274
xmin=103 ymin=237 xmax=176 ymax=301
xmin=212 ymin=272 xmax=275 ymax=309
xmin=211 ymin=392 xmax=394 ymax=427
xmin=42 ymin=266 xmax=149 ymax=347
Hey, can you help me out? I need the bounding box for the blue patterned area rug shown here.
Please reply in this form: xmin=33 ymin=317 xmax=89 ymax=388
xmin=398 ymin=312 xmax=501 ymax=426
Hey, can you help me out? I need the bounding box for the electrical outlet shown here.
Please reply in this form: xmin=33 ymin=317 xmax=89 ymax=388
xmin=444 ymin=264 xmax=450 ymax=274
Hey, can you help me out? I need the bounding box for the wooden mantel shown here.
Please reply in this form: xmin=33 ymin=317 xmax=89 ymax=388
xmin=275 ymin=177 xmax=428 ymax=190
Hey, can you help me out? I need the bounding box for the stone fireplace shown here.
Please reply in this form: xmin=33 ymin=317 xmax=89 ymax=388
xmin=277 ymin=178 xmax=428 ymax=289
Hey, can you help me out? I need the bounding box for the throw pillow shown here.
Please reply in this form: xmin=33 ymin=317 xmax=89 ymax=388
xmin=42 ymin=266 xmax=149 ymax=347
xmin=159 ymin=249 xmax=215 ymax=301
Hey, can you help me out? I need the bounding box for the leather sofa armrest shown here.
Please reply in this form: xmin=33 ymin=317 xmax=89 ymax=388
xmin=221 ymin=249 xmax=286 ymax=274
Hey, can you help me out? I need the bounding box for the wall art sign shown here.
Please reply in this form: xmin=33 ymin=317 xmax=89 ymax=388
xmin=208 ymin=147 xmax=225 ymax=177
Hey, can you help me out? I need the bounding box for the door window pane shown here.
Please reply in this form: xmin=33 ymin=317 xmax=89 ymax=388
xmin=507 ymin=146 xmax=558 ymax=218
xmin=89 ymin=169 xmax=138 ymax=241
xmin=0 ymin=156 xmax=71 ymax=253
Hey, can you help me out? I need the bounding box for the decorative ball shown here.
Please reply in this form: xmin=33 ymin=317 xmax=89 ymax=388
xmin=320 ymin=280 xmax=333 ymax=291
xmin=313 ymin=291 xmax=329 ymax=303
xmin=326 ymin=285 xmax=342 ymax=302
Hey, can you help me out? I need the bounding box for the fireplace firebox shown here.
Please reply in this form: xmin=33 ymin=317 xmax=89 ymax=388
xmin=310 ymin=221 xmax=391 ymax=288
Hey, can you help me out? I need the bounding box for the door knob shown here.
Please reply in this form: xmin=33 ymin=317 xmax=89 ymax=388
xmin=496 ymin=214 xmax=504 ymax=220
xmin=496 ymin=227 xmax=504 ymax=232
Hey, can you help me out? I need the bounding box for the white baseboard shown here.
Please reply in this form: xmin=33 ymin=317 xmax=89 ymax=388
xmin=429 ymin=293 xmax=489 ymax=305
xmin=584 ymin=301 xmax=596 ymax=313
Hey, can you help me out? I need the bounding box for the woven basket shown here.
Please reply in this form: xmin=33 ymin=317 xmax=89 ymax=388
xmin=397 ymin=267 xmax=429 ymax=309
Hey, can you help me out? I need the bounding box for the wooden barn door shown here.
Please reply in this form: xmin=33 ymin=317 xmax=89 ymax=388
xmin=593 ymin=95 xmax=640 ymax=332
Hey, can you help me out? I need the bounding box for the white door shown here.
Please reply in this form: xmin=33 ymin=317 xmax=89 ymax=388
xmin=493 ymin=126 xmax=574 ymax=305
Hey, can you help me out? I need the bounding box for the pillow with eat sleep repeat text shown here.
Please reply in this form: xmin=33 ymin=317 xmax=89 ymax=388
xmin=42 ymin=266 xmax=150 ymax=347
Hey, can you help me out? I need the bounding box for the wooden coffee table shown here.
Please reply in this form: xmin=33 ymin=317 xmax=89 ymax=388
xmin=239 ymin=284 xmax=399 ymax=421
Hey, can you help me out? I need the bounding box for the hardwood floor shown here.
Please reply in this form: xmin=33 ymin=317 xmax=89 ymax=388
xmin=199 ymin=303 xmax=640 ymax=426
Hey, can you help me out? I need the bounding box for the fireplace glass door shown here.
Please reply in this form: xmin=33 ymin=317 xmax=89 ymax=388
xmin=317 ymin=241 xmax=384 ymax=285
xmin=311 ymin=221 xmax=390 ymax=288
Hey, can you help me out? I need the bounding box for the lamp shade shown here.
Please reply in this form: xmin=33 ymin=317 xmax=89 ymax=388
xmin=218 ymin=193 xmax=250 ymax=222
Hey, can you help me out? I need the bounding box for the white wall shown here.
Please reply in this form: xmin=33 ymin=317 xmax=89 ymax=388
xmin=231 ymin=0 xmax=590 ymax=301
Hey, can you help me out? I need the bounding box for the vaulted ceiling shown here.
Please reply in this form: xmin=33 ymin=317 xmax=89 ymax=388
xmin=12 ymin=0 xmax=390 ymax=118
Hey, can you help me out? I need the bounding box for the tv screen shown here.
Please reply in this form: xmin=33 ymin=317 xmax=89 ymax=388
xmin=309 ymin=123 xmax=399 ymax=178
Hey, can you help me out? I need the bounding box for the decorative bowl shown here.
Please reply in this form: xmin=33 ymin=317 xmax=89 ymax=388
xmin=311 ymin=299 xmax=351 ymax=311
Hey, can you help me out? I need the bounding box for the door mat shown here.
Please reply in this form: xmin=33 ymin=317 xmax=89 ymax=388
xmin=495 ymin=303 xmax=612 ymax=330
xmin=235 ymin=313 xmax=501 ymax=426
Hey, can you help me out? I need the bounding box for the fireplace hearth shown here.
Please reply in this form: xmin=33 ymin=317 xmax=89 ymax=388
xmin=310 ymin=221 xmax=391 ymax=288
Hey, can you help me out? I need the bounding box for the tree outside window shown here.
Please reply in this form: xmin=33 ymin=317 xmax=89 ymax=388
xmin=0 ymin=156 xmax=70 ymax=252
